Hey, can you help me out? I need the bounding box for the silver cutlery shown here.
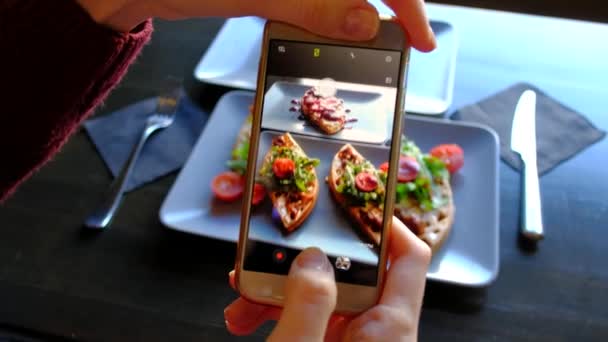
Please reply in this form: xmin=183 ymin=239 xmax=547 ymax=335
xmin=84 ymin=87 xmax=180 ymax=229
xmin=510 ymin=90 xmax=544 ymax=241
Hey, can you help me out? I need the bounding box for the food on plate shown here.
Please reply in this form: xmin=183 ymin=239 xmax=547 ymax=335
xmin=327 ymin=144 xmax=387 ymax=246
xmin=384 ymin=137 xmax=464 ymax=253
xmin=211 ymin=106 xmax=267 ymax=205
xmin=300 ymin=85 xmax=348 ymax=135
xmin=429 ymin=144 xmax=464 ymax=174
xmin=211 ymin=171 xmax=245 ymax=202
xmin=226 ymin=107 xmax=253 ymax=175
xmin=251 ymin=183 xmax=267 ymax=206
xmin=258 ymin=133 xmax=320 ymax=232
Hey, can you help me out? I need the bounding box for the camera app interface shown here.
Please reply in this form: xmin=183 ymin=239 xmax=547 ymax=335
xmin=244 ymin=40 xmax=402 ymax=286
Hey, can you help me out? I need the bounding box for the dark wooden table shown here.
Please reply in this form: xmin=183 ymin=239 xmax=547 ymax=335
xmin=1 ymin=4 xmax=608 ymax=341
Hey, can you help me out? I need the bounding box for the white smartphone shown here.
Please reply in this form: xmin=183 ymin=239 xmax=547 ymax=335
xmin=236 ymin=19 xmax=410 ymax=314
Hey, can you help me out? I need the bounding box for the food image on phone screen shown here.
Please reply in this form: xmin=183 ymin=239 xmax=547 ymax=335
xmin=243 ymin=40 xmax=403 ymax=286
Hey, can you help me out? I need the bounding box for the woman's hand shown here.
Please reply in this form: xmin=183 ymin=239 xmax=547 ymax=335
xmin=76 ymin=0 xmax=436 ymax=51
xmin=224 ymin=217 xmax=432 ymax=341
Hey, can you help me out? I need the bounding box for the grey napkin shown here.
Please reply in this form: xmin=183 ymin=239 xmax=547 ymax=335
xmin=452 ymin=82 xmax=605 ymax=175
xmin=84 ymin=93 xmax=207 ymax=191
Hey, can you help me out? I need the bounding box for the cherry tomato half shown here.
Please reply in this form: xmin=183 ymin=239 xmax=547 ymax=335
xmin=272 ymin=158 xmax=295 ymax=179
xmin=398 ymin=155 xmax=420 ymax=182
xmin=430 ymin=144 xmax=464 ymax=174
xmin=379 ymin=162 xmax=389 ymax=173
xmin=251 ymin=183 xmax=267 ymax=205
xmin=355 ymin=172 xmax=378 ymax=192
xmin=211 ymin=171 xmax=244 ymax=202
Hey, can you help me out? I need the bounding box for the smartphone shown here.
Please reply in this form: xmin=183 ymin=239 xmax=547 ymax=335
xmin=236 ymin=19 xmax=410 ymax=313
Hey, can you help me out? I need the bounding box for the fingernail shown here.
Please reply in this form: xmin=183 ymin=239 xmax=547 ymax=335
xmin=295 ymin=247 xmax=333 ymax=273
xmin=343 ymin=8 xmax=379 ymax=40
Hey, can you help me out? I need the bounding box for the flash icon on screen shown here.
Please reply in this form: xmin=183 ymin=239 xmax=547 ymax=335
xmin=313 ymin=48 xmax=320 ymax=57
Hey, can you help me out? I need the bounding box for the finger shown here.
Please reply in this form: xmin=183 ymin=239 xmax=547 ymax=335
xmin=379 ymin=216 xmax=431 ymax=313
xmin=383 ymin=0 xmax=436 ymax=51
xmin=153 ymin=0 xmax=379 ymax=40
xmin=224 ymin=297 xmax=281 ymax=336
xmin=268 ymin=247 xmax=338 ymax=341
xmin=254 ymin=0 xmax=380 ymax=41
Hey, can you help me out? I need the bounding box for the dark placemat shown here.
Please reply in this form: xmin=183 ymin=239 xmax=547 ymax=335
xmin=452 ymin=82 xmax=605 ymax=175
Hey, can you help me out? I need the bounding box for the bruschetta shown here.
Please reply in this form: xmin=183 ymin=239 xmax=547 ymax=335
xmin=327 ymin=144 xmax=387 ymax=246
xmin=382 ymin=137 xmax=460 ymax=254
xmin=258 ymin=133 xmax=320 ymax=232
xmin=300 ymin=86 xmax=347 ymax=135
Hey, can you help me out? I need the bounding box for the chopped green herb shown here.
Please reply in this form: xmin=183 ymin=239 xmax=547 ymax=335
xmin=227 ymin=139 xmax=250 ymax=175
xmin=423 ymin=155 xmax=449 ymax=181
xmin=226 ymin=159 xmax=247 ymax=174
xmin=232 ymin=141 xmax=249 ymax=160
xmin=395 ymin=135 xmax=451 ymax=211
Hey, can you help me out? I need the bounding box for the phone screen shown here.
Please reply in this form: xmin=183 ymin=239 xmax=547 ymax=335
xmin=243 ymin=39 xmax=403 ymax=286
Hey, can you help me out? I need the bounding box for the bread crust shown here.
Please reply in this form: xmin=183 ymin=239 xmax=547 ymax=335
xmin=394 ymin=178 xmax=455 ymax=254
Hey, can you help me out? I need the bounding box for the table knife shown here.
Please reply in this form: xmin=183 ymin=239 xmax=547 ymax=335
xmin=510 ymin=90 xmax=544 ymax=241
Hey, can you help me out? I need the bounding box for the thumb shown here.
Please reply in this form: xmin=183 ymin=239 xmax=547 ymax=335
xmin=268 ymin=247 xmax=337 ymax=342
xmin=254 ymin=0 xmax=380 ymax=41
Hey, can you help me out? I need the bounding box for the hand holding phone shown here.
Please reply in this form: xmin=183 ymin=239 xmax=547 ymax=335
xmin=236 ymin=19 xmax=411 ymax=313
xmin=226 ymin=217 xmax=431 ymax=340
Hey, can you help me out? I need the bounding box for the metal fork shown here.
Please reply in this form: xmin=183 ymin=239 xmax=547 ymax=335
xmin=84 ymin=87 xmax=180 ymax=229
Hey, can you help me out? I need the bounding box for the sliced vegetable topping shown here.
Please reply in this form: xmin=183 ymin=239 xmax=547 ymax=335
xmin=397 ymin=155 xmax=420 ymax=183
xmin=430 ymin=144 xmax=464 ymax=174
xmin=355 ymin=172 xmax=378 ymax=192
xmin=272 ymin=158 xmax=295 ymax=179
xmin=251 ymin=183 xmax=266 ymax=205
xmin=379 ymin=162 xmax=389 ymax=173
xmin=336 ymin=160 xmax=384 ymax=206
xmin=392 ymin=136 xmax=458 ymax=212
xmin=211 ymin=171 xmax=244 ymax=202
xmin=259 ymin=145 xmax=319 ymax=193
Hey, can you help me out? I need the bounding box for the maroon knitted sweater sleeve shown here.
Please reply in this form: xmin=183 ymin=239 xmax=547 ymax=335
xmin=0 ymin=0 xmax=153 ymax=202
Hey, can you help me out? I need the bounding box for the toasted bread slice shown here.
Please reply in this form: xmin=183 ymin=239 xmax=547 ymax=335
xmin=394 ymin=178 xmax=455 ymax=254
xmin=263 ymin=133 xmax=318 ymax=232
xmin=300 ymin=87 xmax=346 ymax=135
xmin=327 ymin=144 xmax=384 ymax=246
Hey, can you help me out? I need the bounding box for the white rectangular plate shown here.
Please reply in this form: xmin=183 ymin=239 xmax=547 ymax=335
xmin=194 ymin=1 xmax=458 ymax=115
xmin=160 ymin=91 xmax=500 ymax=287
